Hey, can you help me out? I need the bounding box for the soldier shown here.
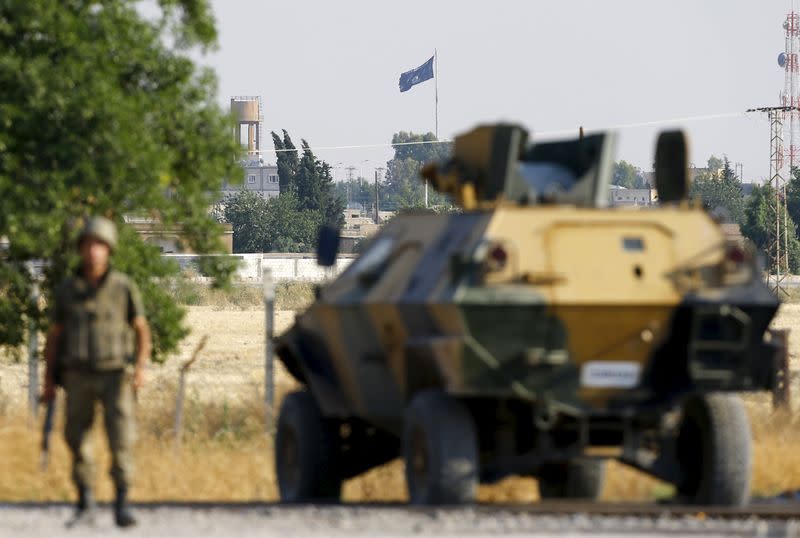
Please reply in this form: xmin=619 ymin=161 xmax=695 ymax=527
xmin=41 ymin=216 xmax=151 ymax=528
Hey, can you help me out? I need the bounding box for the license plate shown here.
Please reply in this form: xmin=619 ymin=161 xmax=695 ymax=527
xmin=580 ymin=361 xmax=641 ymax=388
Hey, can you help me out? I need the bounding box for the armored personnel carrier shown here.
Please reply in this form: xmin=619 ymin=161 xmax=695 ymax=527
xmin=274 ymin=124 xmax=780 ymax=506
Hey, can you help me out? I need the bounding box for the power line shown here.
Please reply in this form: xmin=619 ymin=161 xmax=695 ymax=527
xmin=262 ymin=110 xmax=749 ymax=154
xmin=268 ymin=139 xmax=450 ymax=153
xmin=538 ymin=111 xmax=746 ymax=137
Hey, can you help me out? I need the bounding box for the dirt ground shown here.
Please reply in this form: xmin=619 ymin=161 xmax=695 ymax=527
xmin=0 ymin=308 xmax=299 ymax=409
xmin=772 ymin=303 xmax=800 ymax=366
xmin=1 ymin=303 xmax=799 ymax=503
xmin=139 ymin=308 xmax=299 ymax=406
xmin=3 ymin=303 xmax=798 ymax=409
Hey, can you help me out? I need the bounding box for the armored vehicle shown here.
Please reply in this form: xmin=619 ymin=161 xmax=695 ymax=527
xmin=275 ymin=124 xmax=780 ymax=506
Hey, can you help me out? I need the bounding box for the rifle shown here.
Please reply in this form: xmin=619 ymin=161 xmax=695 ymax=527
xmin=40 ymin=397 xmax=55 ymax=471
xmin=40 ymin=335 xmax=63 ymax=471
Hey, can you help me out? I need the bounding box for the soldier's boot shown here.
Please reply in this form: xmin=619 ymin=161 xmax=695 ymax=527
xmin=114 ymin=486 xmax=137 ymax=528
xmin=66 ymin=485 xmax=97 ymax=528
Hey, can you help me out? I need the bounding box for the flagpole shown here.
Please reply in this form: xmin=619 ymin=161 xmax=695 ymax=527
xmin=427 ymin=49 xmax=438 ymax=208
xmin=435 ymin=49 xmax=439 ymax=141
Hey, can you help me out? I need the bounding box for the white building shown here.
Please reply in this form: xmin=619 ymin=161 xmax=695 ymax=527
xmin=221 ymin=157 xmax=280 ymax=200
xmin=609 ymin=185 xmax=658 ymax=207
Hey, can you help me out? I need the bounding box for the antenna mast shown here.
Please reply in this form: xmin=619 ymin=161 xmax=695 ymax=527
xmin=782 ymin=11 xmax=800 ymax=171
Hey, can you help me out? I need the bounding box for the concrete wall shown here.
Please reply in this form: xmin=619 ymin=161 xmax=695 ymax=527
xmin=163 ymin=253 xmax=355 ymax=282
xmin=130 ymin=221 xmax=234 ymax=254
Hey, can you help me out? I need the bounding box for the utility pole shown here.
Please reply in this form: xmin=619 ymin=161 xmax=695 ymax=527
xmin=360 ymin=160 xmax=370 ymax=214
xmin=332 ymin=161 xmax=343 ymax=183
xmin=747 ymin=105 xmax=797 ymax=295
xmin=263 ymin=269 xmax=275 ymax=432
xmin=375 ymin=167 xmax=385 ymax=224
xmin=346 ymin=166 xmax=357 ymax=210
xmin=26 ymin=261 xmax=40 ymax=424
xmin=747 ymin=10 xmax=800 ymax=294
xmin=429 ymin=49 xmax=439 ymax=209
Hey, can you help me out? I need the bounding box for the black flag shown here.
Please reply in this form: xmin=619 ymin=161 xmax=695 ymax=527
xmin=399 ymin=56 xmax=434 ymax=92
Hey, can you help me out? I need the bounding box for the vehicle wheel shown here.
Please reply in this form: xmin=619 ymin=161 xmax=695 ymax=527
xmin=537 ymin=460 xmax=606 ymax=500
xmin=403 ymin=390 xmax=479 ymax=504
xmin=675 ymin=393 xmax=751 ymax=506
xmin=275 ymin=390 xmax=342 ymax=502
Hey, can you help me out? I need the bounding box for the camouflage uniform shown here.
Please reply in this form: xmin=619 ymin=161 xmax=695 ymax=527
xmin=52 ymin=269 xmax=144 ymax=491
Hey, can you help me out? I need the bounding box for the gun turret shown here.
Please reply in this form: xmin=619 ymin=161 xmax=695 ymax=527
xmin=421 ymin=123 xmax=618 ymax=209
xmin=421 ymin=124 xmax=529 ymax=209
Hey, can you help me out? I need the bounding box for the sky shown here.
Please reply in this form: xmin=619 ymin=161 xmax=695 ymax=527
xmin=202 ymin=0 xmax=794 ymax=183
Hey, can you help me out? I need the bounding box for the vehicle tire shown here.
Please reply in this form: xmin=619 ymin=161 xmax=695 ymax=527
xmin=537 ymin=460 xmax=606 ymax=500
xmin=675 ymin=393 xmax=751 ymax=506
xmin=275 ymin=390 xmax=342 ymax=502
xmin=403 ymin=390 xmax=479 ymax=505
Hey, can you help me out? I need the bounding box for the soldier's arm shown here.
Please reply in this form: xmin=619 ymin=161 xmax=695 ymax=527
xmin=126 ymin=277 xmax=150 ymax=389
xmin=42 ymin=323 xmax=64 ymax=402
xmin=131 ymin=316 xmax=151 ymax=390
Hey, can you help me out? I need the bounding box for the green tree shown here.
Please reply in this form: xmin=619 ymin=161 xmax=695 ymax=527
xmin=612 ymin=160 xmax=648 ymax=189
xmin=272 ymin=129 xmax=299 ymax=194
xmin=295 ymin=141 xmax=345 ymax=227
xmin=219 ymin=191 xmax=268 ymax=253
xmin=270 ymin=132 xmax=345 ymax=228
xmin=294 ymin=142 xmax=322 ymax=210
xmin=391 ymin=131 xmax=451 ymax=163
xmin=742 ymin=183 xmax=800 ymax=272
xmin=384 ymin=131 xmax=452 ymax=210
xmin=690 ymin=157 xmax=745 ymax=225
xmin=222 ymin=190 xmax=321 ymax=253
xmin=318 ymin=161 xmax=347 ymax=227
xmin=778 ymin=167 xmax=800 ymax=273
xmin=332 ymin=177 xmax=392 ymax=214
xmin=786 ymin=166 xmax=800 ymax=227
xmin=0 ymin=1 xmax=240 ymax=360
xmin=707 ymin=155 xmax=724 ymax=175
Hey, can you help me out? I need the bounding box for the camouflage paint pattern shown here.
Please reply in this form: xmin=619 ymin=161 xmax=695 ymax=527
xmin=279 ymin=205 xmax=776 ymax=430
xmin=276 ymin=125 xmax=779 ymax=435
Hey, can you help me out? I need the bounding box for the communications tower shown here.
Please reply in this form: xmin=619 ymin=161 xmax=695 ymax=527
xmin=781 ymin=11 xmax=800 ymax=169
xmin=756 ymin=9 xmax=800 ymax=293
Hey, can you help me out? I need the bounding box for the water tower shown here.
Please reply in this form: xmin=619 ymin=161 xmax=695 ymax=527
xmin=231 ymin=96 xmax=263 ymax=156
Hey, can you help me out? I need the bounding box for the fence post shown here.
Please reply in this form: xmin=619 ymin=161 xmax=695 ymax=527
xmin=263 ymin=268 xmax=275 ymax=433
xmin=27 ymin=263 xmax=40 ymax=424
xmin=174 ymin=335 xmax=208 ymax=451
xmin=174 ymin=370 xmax=186 ymax=451
xmin=772 ymin=329 xmax=791 ymax=411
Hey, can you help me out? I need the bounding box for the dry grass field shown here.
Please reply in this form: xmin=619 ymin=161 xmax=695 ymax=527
xmin=1 ymin=291 xmax=800 ymax=503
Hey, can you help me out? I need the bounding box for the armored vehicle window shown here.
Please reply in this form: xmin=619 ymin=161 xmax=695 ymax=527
xmin=517 ymin=162 xmax=577 ymax=197
xmin=349 ymin=237 xmax=395 ymax=278
xmin=520 ymin=133 xmax=616 ymax=207
xmin=523 ymin=135 xmax=604 ymax=179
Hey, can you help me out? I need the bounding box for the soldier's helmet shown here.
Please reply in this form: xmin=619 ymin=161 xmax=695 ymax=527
xmin=79 ymin=216 xmax=118 ymax=251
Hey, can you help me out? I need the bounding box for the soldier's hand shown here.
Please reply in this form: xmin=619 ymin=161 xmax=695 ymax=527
xmin=40 ymin=381 xmax=55 ymax=404
xmin=133 ymin=366 xmax=145 ymax=391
